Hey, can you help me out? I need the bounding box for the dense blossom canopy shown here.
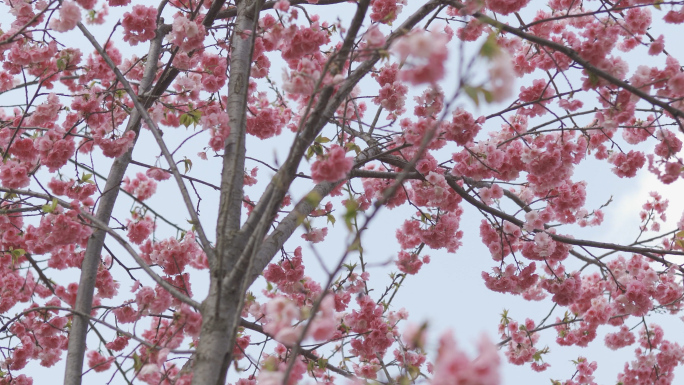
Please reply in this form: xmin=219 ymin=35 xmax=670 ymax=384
xmin=1 ymin=0 xmax=684 ymax=384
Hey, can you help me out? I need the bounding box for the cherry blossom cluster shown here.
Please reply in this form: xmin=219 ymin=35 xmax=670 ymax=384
xmin=2 ymin=0 xmax=684 ymax=384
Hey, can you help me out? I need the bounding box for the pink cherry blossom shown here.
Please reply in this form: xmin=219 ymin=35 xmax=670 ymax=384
xmin=364 ymin=25 xmax=386 ymax=49
xmin=311 ymin=145 xmax=354 ymax=183
xmin=127 ymin=215 xmax=155 ymax=244
xmin=0 ymin=160 xmax=31 ymax=189
xmin=301 ymin=227 xmax=328 ymax=243
xmin=86 ymin=350 xmax=114 ymax=372
xmin=49 ymin=1 xmax=81 ymax=32
xmin=122 ymin=172 xmax=157 ymax=201
xmin=169 ymin=15 xmax=206 ymax=52
xmin=609 ymin=150 xmax=646 ymax=178
xmin=392 ymin=28 xmax=450 ymax=85
xmin=486 ymin=0 xmax=531 ymax=15
xmin=274 ymin=0 xmax=290 ymax=12
xmin=5 ymin=1 xmax=684 ymax=384
xmin=370 ymin=0 xmax=406 ymax=24
xmin=432 ymin=331 xmax=500 ymax=385
xmin=649 ymin=35 xmax=665 ymax=56
xmin=489 ymin=51 xmax=516 ymax=102
xmin=122 ymin=5 xmax=157 ymax=45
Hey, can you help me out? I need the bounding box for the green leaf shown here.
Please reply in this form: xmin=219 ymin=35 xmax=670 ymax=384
xmin=587 ymin=72 xmax=600 ymax=88
xmin=381 ymin=11 xmax=396 ymax=24
xmin=179 ymin=113 xmax=194 ymax=128
xmin=348 ymin=238 xmax=363 ymax=253
xmin=345 ymin=142 xmax=361 ymax=155
xmin=676 ymin=230 xmax=684 ymax=248
xmin=56 ymin=58 xmax=67 ymax=71
xmin=41 ymin=198 xmax=58 ymax=214
xmin=133 ymin=352 xmax=143 ymax=372
xmin=343 ymin=262 xmax=357 ymax=271
xmin=182 ymin=158 xmax=193 ymax=174
xmin=189 ymin=110 xmax=202 ymax=123
xmin=262 ymin=357 xmax=278 ymax=371
xmin=317 ymin=357 xmax=328 ymax=369
xmin=482 ymin=88 xmax=494 ymax=103
xmin=532 ymin=347 xmax=549 ymax=361
xmin=479 ymin=33 xmax=500 ymax=59
xmin=500 ymin=309 xmax=510 ymax=325
xmin=304 ymin=191 xmax=323 ymax=207
xmin=327 ymin=213 xmax=336 ymax=225
xmin=80 ymin=173 xmax=95 ymax=185
xmin=179 ymin=110 xmax=202 ymax=128
xmin=463 ymin=85 xmax=480 ymax=107
xmin=312 ymin=143 xmax=323 ymax=156
xmin=9 ymin=247 xmax=23 ymax=265
xmin=343 ymin=198 xmax=359 ymax=231
xmin=315 ymin=135 xmax=331 ymax=144
xmin=562 ymin=311 xmax=572 ymax=322
xmin=407 ymin=365 xmax=420 ymax=380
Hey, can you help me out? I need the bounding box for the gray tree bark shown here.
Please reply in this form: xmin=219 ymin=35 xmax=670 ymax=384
xmin=64 ymin=1 xmax=443 ymax=384
xmin=63 ymin=23 xmax=167 ymax=385
xmin=191 ymin=0 xmax=261 ymax=383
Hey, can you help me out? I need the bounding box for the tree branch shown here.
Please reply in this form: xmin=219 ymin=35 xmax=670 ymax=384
xmin=443 ymin=0 xmax=684 ymax=128
xmin=1 ymin=306 xmax=195 ymax=355
xmin=215 ymin=0 xmax=349 ymax=19
xmin=342 ymin=159 xmax=684 ymax=266
xmin=192 ymin=0 xmax=266 ymax=383
xmin=63 ymin=21 xmax=170 ymax=385
xmin=443 ymin=178 xmax=684 ymax=266
xmin=77 ymin=22 xmax=215 ymax=259
xmin=237 ymin=0 xmax=442 ymax=291
xmin=0 ymin=187 xmax=201 ymax=309
xmin=238 ymin=318 xmax=353 ymax=378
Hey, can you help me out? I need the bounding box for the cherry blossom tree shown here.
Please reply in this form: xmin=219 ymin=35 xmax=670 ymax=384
xmin=1 ymin=0 xmax=684 ymax=384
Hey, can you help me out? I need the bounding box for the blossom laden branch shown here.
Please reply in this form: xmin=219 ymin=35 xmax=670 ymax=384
xmin=77 ymin=22 xmax=215 ymax=261
xmin=0 ymin=187 xmax=201 ymax=310
xmin=444 ymin=0 xmax=684 ymax=128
